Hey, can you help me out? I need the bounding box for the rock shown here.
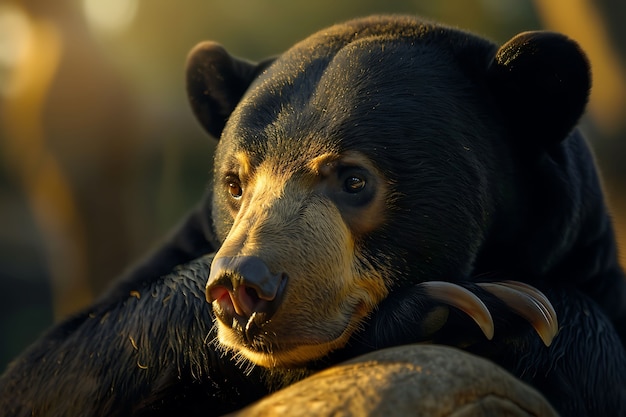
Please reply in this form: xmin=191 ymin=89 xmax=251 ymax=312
xmin=227 ymin=345 xmax=558 ymax=417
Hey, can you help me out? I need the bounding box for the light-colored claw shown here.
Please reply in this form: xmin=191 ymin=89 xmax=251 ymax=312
xmin=420 ymin=281 xmax=494 ymax=340
xmin=500 ymin=281 xmax=559 ymax=337
xmin=478 ymin=281 xmax=559 ymax=347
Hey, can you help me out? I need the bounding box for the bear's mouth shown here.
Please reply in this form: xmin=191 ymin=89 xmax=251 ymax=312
xmin=212 ymin=300 xmax=369 ymax=368
xmin=211 ymin=276 xmax=288 ymax=345
xmin=206 ymin=253 xmax=380 ymax=367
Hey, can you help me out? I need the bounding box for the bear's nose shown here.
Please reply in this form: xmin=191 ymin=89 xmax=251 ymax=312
xmin=206 ymin=256 xmax=286 ymax=325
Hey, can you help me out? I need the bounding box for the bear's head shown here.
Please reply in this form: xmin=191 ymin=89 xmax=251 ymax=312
xmin=186 ymin=16 xmax=591 ymax=368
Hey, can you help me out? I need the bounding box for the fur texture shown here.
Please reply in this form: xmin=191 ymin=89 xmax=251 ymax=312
xmin=1 ymin=15 xmax=625 ymax=417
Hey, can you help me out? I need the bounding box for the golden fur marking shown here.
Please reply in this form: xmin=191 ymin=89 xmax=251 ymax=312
xmin=211 ymin=150 xmax=391 ymax=367
xmin=307 ymin=152 xmax=341 ymax=176
xmin=234 ymin=151 xmax=254 ymax=182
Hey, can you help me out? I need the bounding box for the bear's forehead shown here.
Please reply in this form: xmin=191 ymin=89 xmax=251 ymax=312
xmin=218 ymin=16 xmax=497 ymax=170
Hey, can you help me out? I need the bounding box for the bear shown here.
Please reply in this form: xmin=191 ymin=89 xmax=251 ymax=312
xmin=2 ymin=14 xmax=626 ymax=417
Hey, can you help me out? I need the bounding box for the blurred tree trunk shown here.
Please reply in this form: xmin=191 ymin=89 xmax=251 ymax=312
xmin=1 ymin=0 xmax=141 ymax=320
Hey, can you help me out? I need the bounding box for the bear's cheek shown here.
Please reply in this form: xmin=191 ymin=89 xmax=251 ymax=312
xmin=270 ymin=263 xmax=387 ymax=340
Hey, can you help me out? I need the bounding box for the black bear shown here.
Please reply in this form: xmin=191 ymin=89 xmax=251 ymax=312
xmin=2 ymin=15 xmax=626 ymax=417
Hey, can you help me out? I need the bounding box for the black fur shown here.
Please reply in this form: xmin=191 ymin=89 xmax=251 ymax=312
xmin=2 ymin=15 xmax=626 ymax=417
xmin=0 ymin=256 xmax=270 ymax=417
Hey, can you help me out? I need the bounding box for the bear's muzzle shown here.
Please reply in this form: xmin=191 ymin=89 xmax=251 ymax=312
xmin=207 ymin=255 xmax=288 ymax=342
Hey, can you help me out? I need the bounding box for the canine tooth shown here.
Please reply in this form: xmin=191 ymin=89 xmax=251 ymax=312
xmin=478 ymin=281 xmax=558 ymax=347
xmin=421 ymin=281 xmax=494 ymax=340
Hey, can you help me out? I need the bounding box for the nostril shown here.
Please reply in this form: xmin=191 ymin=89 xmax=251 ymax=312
xmin=207 ymin=282 xmax=267 ymax=319
xmin=244 ymin=285 xmax=261 ymax=306
xmin=206 ymin=256 xmax=289 ymax=326
xmin=236 ymin=284 xmax=263 ymax=318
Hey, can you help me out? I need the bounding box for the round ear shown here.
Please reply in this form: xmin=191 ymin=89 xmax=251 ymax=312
xmin=186 ymin=41 xmax=275 ymax=139
xmin=487 ymin=31 xmax=591 ymax=146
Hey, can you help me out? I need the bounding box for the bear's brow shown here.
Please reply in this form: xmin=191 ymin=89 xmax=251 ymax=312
xmin=233 ymin=151 xmax=254 ymax=181
xmin=307 ymin=153 xmax=342 ymax=176
xmin=306 ymin=151 xmax=378 ymax=177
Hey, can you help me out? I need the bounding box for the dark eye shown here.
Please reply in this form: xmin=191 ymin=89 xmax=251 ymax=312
xmin=343 ymin=175 xmax=366 ymax=193
xmin=226 ymin=176 xmax=243 ymax=199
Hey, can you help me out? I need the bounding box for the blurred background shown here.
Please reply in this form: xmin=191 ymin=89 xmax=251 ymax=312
xmin=0 ymin=0 xmax=625 ymax=370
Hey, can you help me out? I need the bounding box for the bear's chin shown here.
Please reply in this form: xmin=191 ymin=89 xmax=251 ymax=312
xmin=214 ymin=316 xmax=362 ymax=368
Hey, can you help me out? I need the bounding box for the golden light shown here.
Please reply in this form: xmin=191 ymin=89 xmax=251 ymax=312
xmin=0 ymin=4 xmax=33 ymax=97
xmin=82 ymin=0 xmax=139 ymax=36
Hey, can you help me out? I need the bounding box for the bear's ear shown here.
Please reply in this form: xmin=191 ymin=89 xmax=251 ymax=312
xmin=186 ymin=41 xmax=275 ymax=139
xmin=487 ymin=31 xmax=591 ymax=146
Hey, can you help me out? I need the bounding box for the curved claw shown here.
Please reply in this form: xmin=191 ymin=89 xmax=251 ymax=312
xmin=500 ymin=281 xmax=559 ymax=338
xmin=478 ymin=281 xmax=559 ymax=346
xmin=420 ymin=281 xmax=494 ymax=340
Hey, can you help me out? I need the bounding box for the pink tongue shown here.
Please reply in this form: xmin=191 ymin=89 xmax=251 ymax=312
xmin=210 ymin=287 xmax=237 ymax=315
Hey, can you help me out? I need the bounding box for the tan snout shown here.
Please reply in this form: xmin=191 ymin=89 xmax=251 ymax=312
xmin=206 ymin=255 xmax=287 ymax=340
xmin=206 ymin=167 xmax=388 ymax=367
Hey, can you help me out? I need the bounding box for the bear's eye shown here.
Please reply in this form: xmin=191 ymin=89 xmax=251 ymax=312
xmin=225 ymin=176 xmax=243 ymax=199
xmin=343 ymin=175 xmax=366 ymax=193
xmin=328 ymin=164 xmax=376 ymax=210
xmin=229 ymin=182 xmax=242 ymax=198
